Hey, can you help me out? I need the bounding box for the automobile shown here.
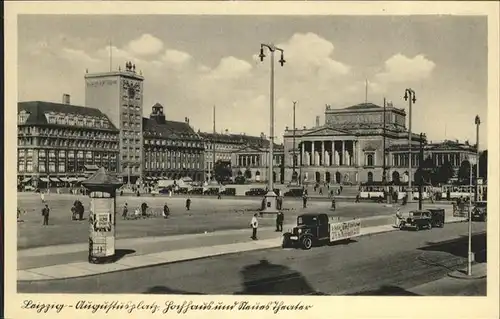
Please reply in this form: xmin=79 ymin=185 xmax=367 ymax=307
xmin=23 ymin=185 xmax=35 ymax=191
xmin=427 ymin=208 xmax=445 ymax=228
xmin=399 ymin=210 xmax=433 ymax=231
xmin=150 ymin=189 xmax=159 ymax=196
xmin=282 ymin=213 xmax=361 ymax=250
xmin=284 ymin=188 xmax=303 ymax=197
xmin=471 ymin=201 xmax=487 ymax=222
xmin=244 ymin=188 xmax=267 ymax=196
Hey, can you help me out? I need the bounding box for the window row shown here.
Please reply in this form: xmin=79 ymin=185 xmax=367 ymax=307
xmin=43 ymin=113 xmax=111 ymax=129
xmin=144 ymin=161 xmax=201 ymax=170
xmin=145 ymin=139 xmax=203 ymax=148
xmin=18 ymin=159 xmax=117 ymax=173
xmin=20 ymin=138 xmax=118 ymax=149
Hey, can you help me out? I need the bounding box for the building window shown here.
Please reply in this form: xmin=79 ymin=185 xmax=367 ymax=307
xmin=58 ymin=162 xmax=66 ymax=173
xmin=365 ymin=153 xmax=375 ymax=166
xmin=18 ymin=111 xmax=29 ymax=124
xmin=26 ymin=160 xmax=33 ymax=173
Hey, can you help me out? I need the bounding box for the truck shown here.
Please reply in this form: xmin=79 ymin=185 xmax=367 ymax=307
xmin=282 ymin=213 xmax=361 ymax=250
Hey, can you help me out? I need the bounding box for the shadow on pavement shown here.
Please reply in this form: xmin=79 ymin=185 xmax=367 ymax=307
xmin=327 ymin=238 xmax=358 ymax=246
xmin=346 ymin=285 xmax=421 ymax=296
xmin=235 ymin=259 xmax=320 ymax=295
xmin=143 ymin=286 xmax=203 ymax=295
xmin=113 ymin=249 xmax=136 ymax=262
xmin=419 ymin=233 xmax=487 ymax=262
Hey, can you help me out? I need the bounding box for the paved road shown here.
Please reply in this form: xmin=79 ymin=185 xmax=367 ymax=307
xmin=18 ymin=222 xmax=486 ymax=295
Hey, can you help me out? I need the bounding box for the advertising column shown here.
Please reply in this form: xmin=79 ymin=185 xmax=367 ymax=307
xmin=88 ymin=191 xmax=115 ymax=263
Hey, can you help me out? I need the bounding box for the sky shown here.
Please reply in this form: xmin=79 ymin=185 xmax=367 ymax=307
xmin=17 ymin=15 xmax=488 ymax=148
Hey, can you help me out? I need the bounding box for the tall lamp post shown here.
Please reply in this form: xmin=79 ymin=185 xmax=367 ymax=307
xmin=467 ymin=115 xmax=481 ymax=276
xmin=403 ymin=89 xmax=416 ymax=201
xmin=475 ymin=115 xmax=481 ymax=202
xmin=259 ymin=43 xmax=286 ymax=214
xmin=292 ymin=101 xmax=298 ymax=185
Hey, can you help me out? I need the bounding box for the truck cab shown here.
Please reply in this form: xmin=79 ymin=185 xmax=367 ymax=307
xmin=283 ymin=213 xmax=351 ymax=250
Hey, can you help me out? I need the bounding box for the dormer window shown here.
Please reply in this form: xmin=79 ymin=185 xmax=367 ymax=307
xmin=18 ymin=111 xmax=29 ymax=124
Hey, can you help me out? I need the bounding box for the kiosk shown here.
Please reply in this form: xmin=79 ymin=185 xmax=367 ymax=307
xmin=82 ymin=167 xmax=123 ymax=264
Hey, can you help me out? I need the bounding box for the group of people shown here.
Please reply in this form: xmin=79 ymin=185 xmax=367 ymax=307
xmin=71 ymin=199 xmax=85 ymax=221
xmin=249 ymin=210 xmax=285 ymax=240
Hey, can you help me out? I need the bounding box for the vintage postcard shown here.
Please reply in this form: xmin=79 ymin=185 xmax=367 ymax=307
xmin=4 ymin=1 xmax=499 ymax=319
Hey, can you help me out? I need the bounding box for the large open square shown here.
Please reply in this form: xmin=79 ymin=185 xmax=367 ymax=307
xmin=16 ymin=192 xmax=432 ymax=249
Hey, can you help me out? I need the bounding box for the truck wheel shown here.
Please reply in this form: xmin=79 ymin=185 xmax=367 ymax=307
xmin=301 ymin=237 xmax=313 ymax=250
xmin=282 ymin=234 xmax=291 ymax=248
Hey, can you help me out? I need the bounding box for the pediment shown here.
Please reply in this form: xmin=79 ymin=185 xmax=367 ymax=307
xmin=304 ymin=126 xmax=351 ymax=137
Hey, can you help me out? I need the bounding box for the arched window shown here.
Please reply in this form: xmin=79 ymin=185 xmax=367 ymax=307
xmin=366 ymin=153 xmax=374 ymax=166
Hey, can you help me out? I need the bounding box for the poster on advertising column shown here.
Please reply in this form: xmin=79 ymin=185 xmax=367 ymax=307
xmin=89 ymin=195 xmax=115 ymax=258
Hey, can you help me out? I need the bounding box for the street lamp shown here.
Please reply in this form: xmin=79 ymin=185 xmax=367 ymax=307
xmin=259 ymin=43 xmax=285 ymax=214
xmin=403 ymin=89 xmax=416 ymax=201
xmin=467 ymin=115 xmax=481 ymax=276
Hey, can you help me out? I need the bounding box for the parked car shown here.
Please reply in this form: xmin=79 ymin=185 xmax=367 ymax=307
xmin=284 ymin=188 xmax=304 ymax=197
xmin=245 ymin=188 xmax=267 ymax=196
xmin=399 ymin=210 xmax=433 ymax=231
xmin=23 ymin=185 xmax=35 ymax=191
xmin=471 ymin=201 xmax=487 ymax=222
xmin=282 ymin=213 xmax=361 ymax=250
xmin=427 ymin=208 xmax=445 ymax=228
xmin=221 ymin=188 xmax=236 ymax=196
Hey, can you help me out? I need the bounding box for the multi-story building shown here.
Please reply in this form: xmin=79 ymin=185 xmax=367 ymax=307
xmin=199 ymin=131 xmax=269 ymax=181
xmin=283 ymin=102 xmax=480 ymax=185
xmin=142 ymin=103 xmax=205 ymax=182
xmin=231 ymin=143 xmax=285 ymax=183
xmin=84 ymin=62 xmax=144 ymax=184
xmin=283 ymin=102 xmax=424 ymax=185
xmin=17 ymin=98 xmax=120 ymax=187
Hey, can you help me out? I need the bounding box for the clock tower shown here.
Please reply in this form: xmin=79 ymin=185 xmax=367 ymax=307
xmin=84 ymin=62 xmax=145 ymax=184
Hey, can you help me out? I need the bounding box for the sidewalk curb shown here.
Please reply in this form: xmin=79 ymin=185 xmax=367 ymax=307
xmin=17 ymin=218 xmax=468 ymax=282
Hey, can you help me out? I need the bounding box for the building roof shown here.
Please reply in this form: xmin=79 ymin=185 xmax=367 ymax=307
xmin=18 ymin=101 xmax=118 ymax=131
xmin=199 ymin=132 xmax=273 ymax=147
xmin=142 ymin=117 xmax=201 ymax=140
xmin=344 ymin=102 xmax=381 ymax=110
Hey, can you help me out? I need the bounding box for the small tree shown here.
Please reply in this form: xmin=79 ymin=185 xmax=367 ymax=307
xmin=214 ymin=160 xmax=232 ymax=183
xmin=435 ymin=160 xmax=454 ymax=184
xmin=457 ymin=160 xmax=471 ymax=184
xmin=244 ymin=169 xmax=252 ymax=179
xmin=421 ymin=156 xmax=435 ymax=184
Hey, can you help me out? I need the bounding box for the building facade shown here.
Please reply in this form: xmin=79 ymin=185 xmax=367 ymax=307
xmin=84 ymin=62 xmax=144 ymax=183
xmin=199 ymin=131 xmax=270 ymax=181
xmin=230 ymin=143 xmax=285 ymax=183
xmin=283 ymin=102 xmax=424 ymax=185
xmin=142 ymin=103 xmax=205 ymax=182
xmin=17 ymin=99 xmax=120 ymax=187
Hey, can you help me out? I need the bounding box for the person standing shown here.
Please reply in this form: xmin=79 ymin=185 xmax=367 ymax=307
xmin=42 ymin=204 xmax=50 ymax=226
xmin=122 ymin=203 xmax=128 ymax=219
xmin=40 ymin=192 xmax=45 ymax=204
xmin=251 ymin=213 xmax=259 ymax=240
xmin=302 ymin=191 xmax=308 ymax=209
xmin=186 ymin=198 xmax=191 ymax=211
xmin=394 ymin=207 xmax=403 ymax=228
xmin=276 ymin=211 xmax=284 ymax=232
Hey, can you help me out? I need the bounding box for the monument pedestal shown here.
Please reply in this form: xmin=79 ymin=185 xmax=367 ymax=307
xmin=261 ymin=191 xmax=278 ymax=215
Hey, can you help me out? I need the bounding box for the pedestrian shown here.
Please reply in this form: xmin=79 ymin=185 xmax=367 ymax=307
xmin=331 ymin=197 xmax=336 ymax=210
xmin=163 ymin=203 xmax=170 ymax=218
xmin=394 ymin=207 xmax=403 ymax=228
xmin=340 ymin=185 xmax=343 ymax=192
xmin=302 ymin=192 xmax=308 ymax=209
xmin=141 ymin=202 xmax=148 ymax=217
xmin=319 ymin=187 xmax=323 ymax=195
xmin=250 ymin=213 xmax=259 ymax=240
xmin=355 ymin=193 xmax=360 ymax=203
xmin=122 ymin=203 xmax=128 ymax=219
xmin=276 ymin=211 xmax=284 ymax=232
xmin=41 ymin=204 xmax=50 ymax=226
xmin=186 ymin=198 xmax=191 ymax=211
xmin=217 ymin=189 xmax=222 ymax=200
xmin=40 ymin=192 xmax=45 ymax=203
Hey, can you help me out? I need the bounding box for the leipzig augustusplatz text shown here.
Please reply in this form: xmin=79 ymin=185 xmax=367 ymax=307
xmin=21 ymin=300 xmax=313 ymax=314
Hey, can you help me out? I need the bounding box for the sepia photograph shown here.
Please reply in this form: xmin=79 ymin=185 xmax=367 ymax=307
xmin=4 ymin=1 xmax=499 ymax=319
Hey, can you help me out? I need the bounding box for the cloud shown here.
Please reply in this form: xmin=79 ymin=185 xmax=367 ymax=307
xmin=376 ymin=53 xmax=436 ymax=83
xmin=58 ymin=48 xmax=99 ymax=64
xmin=162 ymin=49 xmax=192 ymax=66
xmin=205 ymin=56 xmax=253 ymax=80
xmin=126 ymin=34 xmax=164 ymax=56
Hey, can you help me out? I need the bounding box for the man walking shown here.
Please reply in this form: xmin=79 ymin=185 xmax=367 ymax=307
xmin=163 ymin=203 xmax=170 ymax=219
xmin=186 ymin=197 xmax=191 ymax=211
xmin=251 ymin=213 xmax=259 ymax=240
xmin=41 ymin=204 xmax=50 ymax=226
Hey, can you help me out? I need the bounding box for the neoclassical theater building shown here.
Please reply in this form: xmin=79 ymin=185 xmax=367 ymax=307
xmin=283 ymin=102 xmax=425 ymax=185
